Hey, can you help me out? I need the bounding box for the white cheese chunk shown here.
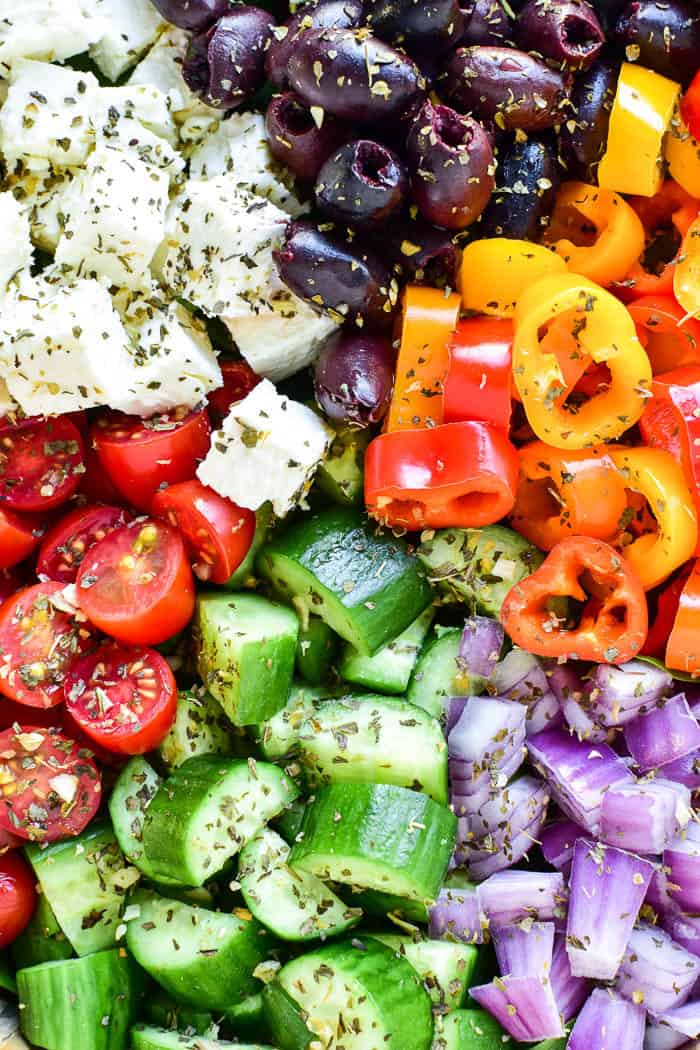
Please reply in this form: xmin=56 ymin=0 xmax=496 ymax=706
xmin=0 ymin=193 xmax=33 ymax=295
xmin=0 ymin=0 xmax=102 ymax=75
xmin=197 ymin=379 xmax=332 ymax=517
xmin=82 ymin=0 xmax=166 ymax=82
xmin=128 ymin=26 xmax=219 ymax=125
xmin=9 ymin=169 xmax=77 ymax=253
xmin=98 ymin=83 xmax=177 ymax=145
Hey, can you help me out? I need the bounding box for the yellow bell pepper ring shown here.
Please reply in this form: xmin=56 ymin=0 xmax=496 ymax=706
xmin=599 ymin=62 xmax=680 ymax=198
xmin=674 ymin=215 xmax=700 ymax=320
xmin=665 ymin=110 xmax=700 ymax=200
xmin=459 ymin=238 xmax=566 ymax=318
xmin=513 ymin=273 xmax=652 ymax=450
xmin=609 ymin=447 xmax=698 ymax=591
xmin=545 ymin=182 xmax=646 ymax=288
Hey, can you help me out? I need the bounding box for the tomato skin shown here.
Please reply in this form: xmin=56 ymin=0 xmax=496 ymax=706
xmin=207 ymin=360 xmax=260 ymax=428
xmin=0 ymin=416 xmax=84 ymax=513
xmin=91 ymin=407 xmax=212 ymax=512
xmin=76 ymin=519 xmax=195 ymax=646
xmin=36 ymin=504 xmax=132 ymax=584
xmin=79 ymin=439 xmax=123 ymax=504
xmin=65 ymin=643 xmax=177 ymax=755
xmin=152 ymin=480 xmax=255 ymax=585
xmin=0 ymin=853 xmax=36 ymax=946
xmin=0 ymin=508 xmax=44 ymax=570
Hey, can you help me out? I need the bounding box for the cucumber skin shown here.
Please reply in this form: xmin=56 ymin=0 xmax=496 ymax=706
xmin=433 ymin=1008 xmax=508 ymax=1050
xmin=290 ymin=782 xmax=456 ymax=902
xmin=370 ymin=935 xmax=477 ymax=1011
xmin=223 ymin=502 xmax=274 ymax=591
xmin=131 ymin=1026 xmax=275 ymax=1049
xmin=225 ymin=992 xmax=271 ymax=1041
xmin=10 ymin=894 xmax=73 ymax=971
xmin=261 ymin=983 xmax=315 ymax=1050
xmin=17 ymin=950 xmax=138 ymax=1050
xmin=142 ymin=987 xmax=213 ymax=1035
xmin=338 ymin=606 xmax=435 ymax=695
xmin=109 ymin=757 xmax=165 ymax=883
xmin=295 ymin=616 xmax=339 ymax=686
xmin=257 ymin=507 xmax=434 ymax=656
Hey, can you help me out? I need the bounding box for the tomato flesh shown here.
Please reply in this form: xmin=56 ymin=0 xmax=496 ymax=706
xmin=76 ymin=519 xmax=195 ymax=646
xmin=207 ymin=359 xmax=260 ymax=428
xmin=0 ymin=852 xmax=36 ymax=945
xmin=0 ymin=508 xmax=44 ymax=570
xmin=0 ymin=416 xmax=84 ymax=513
xmin=0 ymin=726 xmax=101 ymax=842
xmin=37 ymin=504 xmax=131 ymax=584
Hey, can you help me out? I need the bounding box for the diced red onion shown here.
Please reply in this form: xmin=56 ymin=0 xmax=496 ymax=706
xmin=477 ymin=870 xmax=566 ymax=928
xmin=449 ymin=696 xmax=526 ymax=770
xmin=663 ymin=912 xmax=700 ymax=961
xmin=643 ymin=1019 xmax=689 ymax=1050
xmin=493 ymin=921 xmax=555 ymax=980
xmin=455 ymin=775 xmax=549 ymax=853
xmin=429 ymin=885 xmax=486 ymax=944
xmin=590 ymin=660 xmax=672 ymax=728
xmin=446 ymin=696 xmax=469 ymax=735
xmin=550 ymin=933 xmax=590 ymax=1021
xmin=566 ymin=840 xmax=654 ymax=979
xmin=458 ymin=616 xmax=504 ymax=680
xmin=549 ymin=664 xmax=608 ymax=742
xmin=664 ymin=821 xmax=700 ymax=913
xmin=527 ymin=728 xmax=634 ymax=835
xmin=470 ymin=975 xmax=565 ymax=1042
xmin=624 ymin=694 xmax=700 ymax=773
xmin=541 ymin=819 xmax=587 ymax=874
xmin=654 ymin=1000 xmax=700 ymax=1041
xmin=467 ymin=819 xmax=544 ymax=880
xmin=600 ymin=779 xmax=692 ymax=855
xmin=451 ymin=744 xmax=526 ymax=799
xmin=492 ymin=648 xmax=562 ymax=736
xmin=656 ymin=749 xmax=700 ymax=790
xmin=616 ymin=923 xmax=700 ymax=1013
xmin=647 ymin=867 xmax=676 ymax=919
xmin=568 ymin=989 xmax=645 ymax=1050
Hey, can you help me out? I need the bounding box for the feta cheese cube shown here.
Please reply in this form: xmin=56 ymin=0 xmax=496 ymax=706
xmin=55 ymin=142 xmax=170 ymax=290
xmin=226 ymin=289 xmax=337 ymax=382
xmin=0 ymin=193 xmax=33 ymax=294
xmin=197 ymin=379 xmax=332 ymax=517
xmin=128 ymin=26 xmax=219 ymax=125
xmin=189 ymin=111 xmax=306 ymax=217
xmin=98 ymin=84 xmax=177 ymax=145
xmin=82 ymin=0 xmax=166 ymax=82
xmin=0 ymin=0 xmax=102 ymax=75
xmin=0 ymin=60 xmax=99 ymax=171
xmin=157 ymin=177 xmax=289 ymax=319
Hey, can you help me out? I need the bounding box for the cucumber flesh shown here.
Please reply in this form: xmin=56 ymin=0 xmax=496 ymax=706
xmin=158 ymin=689 xmax=235 ymax=771
xmin=224 ymin=993 xmax=268 ymax=1040
xmin=297 ymin=695 xmax=448 ymax=804
xmin=223 ymin=502 xmax=274 ymax=590
xmin=339 ymin=606 xmax=435 ymax=695
xmin=108 ymin=757 xmax=169 ymax=883
xmin=239 ymin=828 xmax=362 ymax=942
xmin=345 ymin=888 xmax=429 ymax=926
xmin=142 ymin=987 xmax=213 ymax=1036
xmin=369 ymin=934 xmax=477 ymax=1011
xmin=10 ymin=893 xmax=73 ymax=970
xmin=431 ymin=1008 xmax=508 ymax=1050
xmin=261 ymin=983 xmax=315 ymax=1050
xmin=126 ymin=891 xmax=268 ymax=1011
xmin=314 ymin=421 xmax=369 ymax=507
xmin=17 ymin=949 xmax=138 ymax=1050
xmin=257 ymin=682 xmax=341 ymax=761
xmin=131 ymin=1026 xmax=274 ymax=1050
xmin=407 ymin=629 xmax=482 ymax=720
xmin=295 ymin=616 xmax=339 ymax=686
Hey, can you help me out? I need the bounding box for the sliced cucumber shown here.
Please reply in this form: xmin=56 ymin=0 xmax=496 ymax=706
xmin=131 ymin=1026 xmax=274 ymax=1049
xmin=10 ymin=893 xmax=73 ymax=970
xmin=238 ymin=828 xmax=361 ymax=942
xmin=290 ymin=782 xmax=456 ymax=903
xmin=370 ymin=934 xmax=477 ymax=1011
xmin=273 ymin=798 xmax=307 ymax=844
xmin=158 ymin=688 xmax=235 ymax=771
xmin=257 ymin=507 xmax=433 ymax=656
xmin=126 ymin=891 xmax=267 ymax=1011
xmin=345 ymin=888 xmax=429 ymax=926
xmin=0 ymin=953 xmax=15 ymax=995
xmin=338 ymin=606 xmax=435 ymax=695
xmin=314 ymin=422 xmax=369 ymax=507
xmin=142 ymin=987 xmax=213 ymax=1036
xmin=257 ymin=682 xmax=339 ymax=761
xmin=24 ymin=820 xmax=138 ymax=956
xmin=407 ymin=629 xmax=481 ymax=719
xmin=224 ymin=993 xmax=267 ymax=1040
xmin=262 ymin=983 xmax=315 ymax=1050
xmin=142 ymin=755 xmax=298 ymax=886
xmin=432 ymin=1008 xmax=508 ymax=1050
xmin=17 ymin=949 xmax=137 ymax=1050
xmin=295 ymin=616 xmax=339 ymax=686
xmin=296 ymin=695 xmax=448 ymax=804
xmin=195 ymin=592 xmax=299 ymax=725
xmin=223 ymin=502 xmax=274 ymax=590
xmin=109 ymin=756 xmax=166 ymax=882
xmin=267 ymin=937 xmax=433 ymax=1050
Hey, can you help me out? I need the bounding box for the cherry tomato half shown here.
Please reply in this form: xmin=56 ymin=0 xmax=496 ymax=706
xmin=0 ymin=852 xmax=36 ymax=946
xmin=207 ymin=359 xmax=260 ymax=428
xmin=0 ymin=416 xmax=84 ymax=513
xmin=91 ymin=407 xmax=211 ymax=512
xmin=0 ymin=570 xmax=25 ymax=607
xmin=0 ymin=582 xmax=96 ymax=708
xmin=0 ymin=726 xmax=101 ymax=842
xmin=78 ymin=439 xmax=124 ymax=505
xmin=37 ymin=504 xmax=132 ymax=584
xmin=0 ymin=507 xmax=44 ymax=570
xmin=65 ymin=642 xmax=177 ymax=755
xmin=76 ymin=519 xmax=195 ymax=646
xmin=152 ymin=479 xmax=255 ymax=585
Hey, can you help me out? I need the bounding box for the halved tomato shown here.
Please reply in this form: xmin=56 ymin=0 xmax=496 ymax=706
xmin=37 ymin=504 xmax=131 ymax=584
xmin=0 ymin=508 xmax=44 ymax=569
xmin=0 ymin=416 xmax=84 ymax=512
xmin=207 ymin=359 xmax=260 ymax=428
xmin=0 ymin=852 xmax=36 ymax=944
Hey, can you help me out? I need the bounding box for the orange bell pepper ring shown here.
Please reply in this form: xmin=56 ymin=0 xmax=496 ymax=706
xmin=628 ymin=294 xmax=700 ymax=374
xmin=386 ymin=284 xmax=461 ymax=432
xmin=510 ymin=441 xmax=628 ymax=551
xmin=674 ymin=214 xmax=700 ymax=319
xmin=500 ymin=536 xmax=648 ymax=664
xmin=512 ymin=273 xmax=652 ymax=449
xmin=459 ymin=238 xmax=566 ymax=318
xmin=665 ymin=110 xmax=700 ymax=200
xmin=665 ymin=558 xmax=700 ymax=674
xmin=545 ymin=182 xmax=645 ymax=288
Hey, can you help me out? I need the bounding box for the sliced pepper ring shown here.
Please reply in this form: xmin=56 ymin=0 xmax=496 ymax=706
xmin=674 ymin=215 xmax=700 ymax=320
xmin=628 ymin=295 xmax=700 ymax=374
xmin=665 ymin=558 xmax=700 ymax=675
xmin=458 ymin=238 xmax=566 ymax=318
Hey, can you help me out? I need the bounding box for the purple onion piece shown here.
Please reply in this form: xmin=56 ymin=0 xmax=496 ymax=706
xmin=466 ymin=817 xmax=543 ymax=880
xmin=664 ymin=820 xmax=700 ymax=914
xmin=449 ymin=696 xmax=526 ymax=770
xmin=477 ymin=870 xmax=566 ymax=928
xmin=458 ymin=616 xmax=504 ymax=680
xmin=656 ymin=748 xmax=700 ymax=789
xmin=493 ymin=921 xmax=555 ymax=980
xmin=591 ymin=659 xmax=672 ymax=727
xmin=540 ymin=819 xmax=587 ymax=873
xmin=568 ymin=989 xmax=645 ymax=1050
xmin=456 ymin=775 xmax=549 ymax=850
xmin=624 ymin=693 xmax=700 ymax=773
xmin=446 ymin=696 xmax=469 ymax=735
xmin=450 ymin=743 xmax=525 ymax=799
xmin=428 ymin=884 xmax=486 ymax=944
xmin=550 ymin=933 xmax=590 ymax=1021
xmin=663 ymin=912 xmax=700 ymax=961
xmin=654 ymin=1001 xmax=700 ymax=1042
xmin=600 ymin=778 xmax=692 ymax=855
xmin=547 ymin=663 xmax=607 ymax=742
xmin=647 ymin=866 xmax=676 ymax=920
xmin=470 ymin=975 xmax=564 ymax=1042
xmin=492 ymin=649 xmax=561 ymax=736
xmin=615 ymin=923 xmax=700 ymax=1014
xmin=643 ymin=1020 xmax=690 ymax=1050
xmin=566 ymin=839 xmax=655 ymax=980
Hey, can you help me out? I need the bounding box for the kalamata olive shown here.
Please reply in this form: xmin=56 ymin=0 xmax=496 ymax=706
xmin=287 ymin=27 xmax=426 ymax=122
xmin=315 ymin=140 xmax=408 ymax=228
xmin=363 ymin=0 xmax=465 ymax=54
xmin=615 ymin=0 xmax=700 ymax=86
xmin=274 ymin=220 xmax=399 ymax=328
xmin=265 ymin=0 xmax=364 ymax=89
xmin=590 ymin=0 xmax=626 ymax=31
xmin=406 ymin=99 xmax=495 ymax=230
xmin=460 ymin=0 xmax=513 ymax=45
xmin=148 ymin=0 xmax=231 ymax=31
xmin=384 ymin=218 xmax=460 ymax=287
xmin=184 ymin=6 xmax=276 ymax=108
xmin=266 ymin=93 xmax=348 ymax=180
xmin=516 ymin=0 xmax=604 ymax=70
xmin=476 ymin=133 xmax=560 ymax=240
xmin=444 ymin=46 xmax=571 ymax=131
xmin=314 ymin=331 xmax=395 ymax=425
xmin=559 ymin=54 xmax=619 ymax=181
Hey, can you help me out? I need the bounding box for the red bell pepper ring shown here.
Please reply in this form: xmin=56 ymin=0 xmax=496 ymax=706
xmin=628 ymin=295 xmax=700 ymax=375
xmin=444 ymin=318 xmax=513 ymax=431
xmin=500 ymin=536 xmax=648 ymax=664
xmin=666 ymin=557 xmax=700 ymax=674
xmin=681 ymin=70 xmax=700 ymax=144
xmin=364 ymin=420 xmax=519 ymax=531
xmin=642 ymin=564 xmax=692 ymax=658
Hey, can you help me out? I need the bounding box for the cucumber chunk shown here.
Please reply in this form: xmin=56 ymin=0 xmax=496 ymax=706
xmin=346 ymin=888 xmax=429 ymax=925
xmin=158 ymin=689 xmax=235 ymax=771
xmin=289 ymin=783 xmax=456 ymax=903
xmin=17 ymin=949 xmax=138 ymax=1050
xmin=295 ymin=616 xmax=339 ymax=686
xmin=24 ymin=820 xmax=139 ymax=956
xmin=338 ymin=606 xmax=435 ymax=695
xmin=141 ymin=755 xmax=299 ymax=886
xmin=223 ymin=502 xmax=273 ymax=591
xmin=195 ymin=592 xmax=299 ymax=725
xmin=238 ymin=828 xmax=362 ymax=942
xmin=10 ymin=894 xmax=73 ymax=970
xmin=131 ymin=1026 xmax=274 ymax=1049
xmin=407 ymin=629 xmax=482 ymax=719
xmin=257 ymin=507 xmax=433 ymax=656
xmin=109 ymin=756 xmax=167 ymax=882
xmin=257 ymin=682 xmax=341 ymax=761
xmin=296 ymin=695 xmax=448 ymax=804
xmin=369 ymin=934 xmax=477 ymax=1011
xmin=224 ymin=993 xmax=269 ymax=1040
xmin=126 ymin=891 xmax=267 ymax=1011
xmin=315 ymin=423 xmax=369 ymax=507
xmin=267 ymin=937 xmax=434 ymax=1050
xmin=142 ymin=988 xmax=213 ymax=1036
xmin=432 ymin=1008 xmax=508 ymax=1050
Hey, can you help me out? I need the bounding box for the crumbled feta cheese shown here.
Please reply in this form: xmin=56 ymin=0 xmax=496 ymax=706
xmin=157 ymin=177 xmax=289 ymax=319
xmin=82 ymin=0 xmax=166 ymax=82
xmin=189 ymin=111 xmax=307 ymax=216
xmin=226 ymin=290 xmax=337 ymax=382
xmin=0 ymin=193 xmax=33 ymax=294
xmin=128 ymin=26 xmax=219 ymax=125
xmin=0 ymin=59 xmax=99 ymax=171
xmin=0 ymin=0 xmax=102 ymax=75
xmin=55 ymin=142 xmax=170 ymax=290
xmin=97 ymin=113 xmax=184 ymax=178
xmin=8 ymin=169 xmax=76 ymax=253
xmin=0 ymin=379 xmax=18 ymax=416
xmin=98 ymin=83 xmax=177 ymax=145
xmin=197 ymin=379 xmax=332 ymax=517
